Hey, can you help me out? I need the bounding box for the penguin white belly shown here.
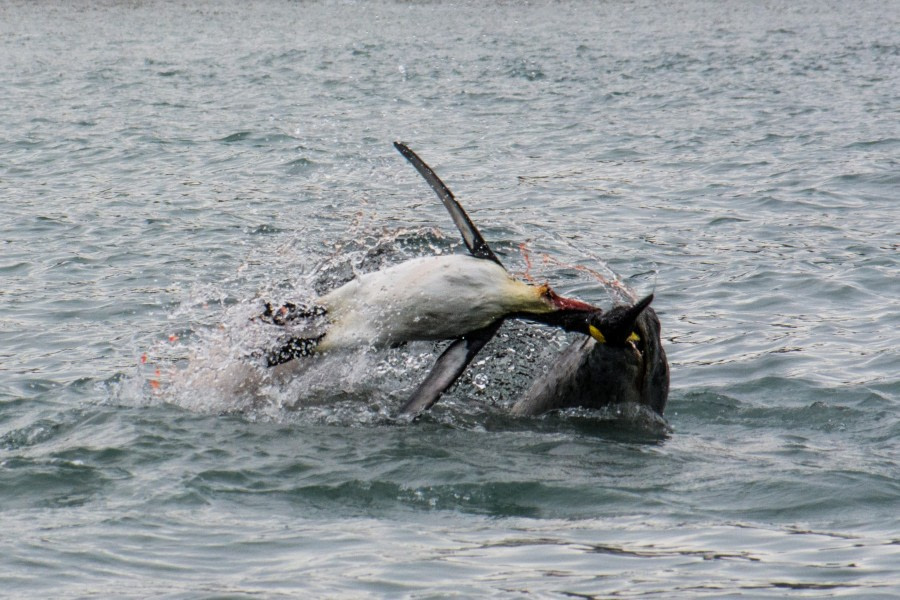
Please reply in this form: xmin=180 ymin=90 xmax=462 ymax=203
xmin=317 ymin=254 xmax=543 ymax=350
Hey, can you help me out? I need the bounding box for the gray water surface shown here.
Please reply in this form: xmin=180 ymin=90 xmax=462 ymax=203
xmin=1 ymin=1 xmax=898 ymax=597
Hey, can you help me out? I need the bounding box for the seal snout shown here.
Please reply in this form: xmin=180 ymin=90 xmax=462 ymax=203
xmin=588 ymin=294 xmax=654 ymax=346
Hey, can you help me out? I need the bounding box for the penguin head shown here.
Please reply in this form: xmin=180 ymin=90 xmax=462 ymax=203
xmin=587 ymin=294 xmax=654 ymax=346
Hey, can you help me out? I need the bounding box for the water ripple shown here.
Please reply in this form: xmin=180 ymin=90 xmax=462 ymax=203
xmin=1 ymin=0 xmax=898 ymax=596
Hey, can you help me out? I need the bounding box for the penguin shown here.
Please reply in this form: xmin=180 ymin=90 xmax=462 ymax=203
xmin=260 ymin=143 xmax=655 ymax=416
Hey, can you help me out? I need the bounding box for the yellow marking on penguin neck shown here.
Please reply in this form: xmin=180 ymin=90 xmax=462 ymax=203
xmin=505 ymin=280 xmax=556 ymax=314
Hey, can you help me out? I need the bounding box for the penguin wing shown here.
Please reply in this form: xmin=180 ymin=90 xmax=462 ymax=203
xmin=399 ymin=320 xmax=503 ymax=417
xmin=394 ymin=142 xmax=504 ymax=268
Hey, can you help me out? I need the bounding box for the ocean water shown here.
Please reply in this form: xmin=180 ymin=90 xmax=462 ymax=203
xmin=1 ymin=0 xmax=898 ymax=597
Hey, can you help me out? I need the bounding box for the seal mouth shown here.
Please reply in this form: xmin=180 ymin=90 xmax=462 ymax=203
xmin=588 ymin=294 xmax=654 ymax=346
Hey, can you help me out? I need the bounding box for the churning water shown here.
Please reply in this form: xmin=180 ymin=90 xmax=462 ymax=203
xmin=1 ymin=0 xmax=898 ymax=597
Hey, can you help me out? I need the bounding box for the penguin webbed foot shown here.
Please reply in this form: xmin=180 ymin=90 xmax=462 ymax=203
xmin=254 ymin=301 xmax=327 ymax=327
xmin=249 ymin=301 xmax=329 ymax=367
xmin=259 ymin=334 xmax=325 ymax=367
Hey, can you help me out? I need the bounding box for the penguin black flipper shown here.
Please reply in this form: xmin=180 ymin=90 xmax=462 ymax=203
xmin=393 ymin=142 xmax=511 ymax=416
xmin=399 ymin=320 xmax=504 ymax=417
xmin=393 ymin=142 xmax=504 ymax=268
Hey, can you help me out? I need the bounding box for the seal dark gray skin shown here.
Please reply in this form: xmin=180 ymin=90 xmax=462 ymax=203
xmin=511 ymin=302 xmax=669 ymax=417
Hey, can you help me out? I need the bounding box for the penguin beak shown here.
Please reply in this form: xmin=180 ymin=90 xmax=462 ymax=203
xmin=541 ymin=285 xmax=597 ymax=312
xmin=588 ymin=294 xmax=654 ymax=346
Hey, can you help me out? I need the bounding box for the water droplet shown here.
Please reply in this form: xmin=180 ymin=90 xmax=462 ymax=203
xmin=473 ymin=373 xmax=489 ymax=390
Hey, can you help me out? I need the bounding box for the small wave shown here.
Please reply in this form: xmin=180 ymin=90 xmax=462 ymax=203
xmin=541 ymin=403 xmax=672 ymax=439
xmin=842 ymin=137 xmax=900 ymax=150
xmin=671 ymin=382 xmax=894 ymax=436
xmin=219 ymin=131 xmax=252 ymax=143
xmin=284 ymin=156 xmax=317 ymax=174
xmin=218 ymin=131 xmax=300 ymax=146
xmin=505 ymin=58 xmax=546 ymax=81
xmin=707 ymin=216 xmax=750 ymax=226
